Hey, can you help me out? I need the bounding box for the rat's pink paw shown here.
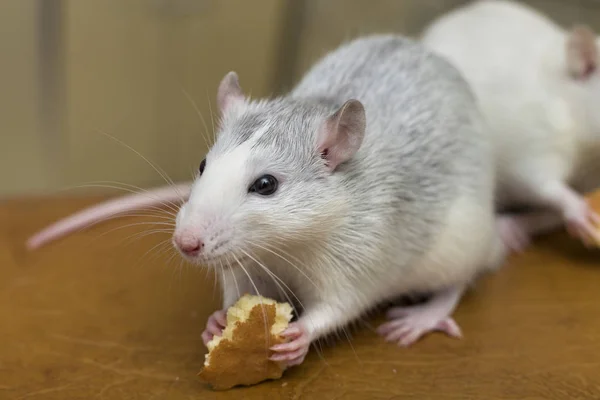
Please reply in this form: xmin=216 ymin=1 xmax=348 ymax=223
xmin=269 ymin=322 xmax=310 ymax=367
xmin=201 ymin=309 xmax=227 ymax=346
xmin=377 ymin=306 xmax=462 ymax=347
xmin=564 ymin=202 xmax=600 ymax=247
xmin=497 ymin=215 xmax=531 ymax=253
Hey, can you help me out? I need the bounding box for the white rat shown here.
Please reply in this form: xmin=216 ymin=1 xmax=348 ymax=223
xmin=27 ymin=35 xmax=504 ymax=365
xmin=422 ymin=0 xmax=600 ymax=251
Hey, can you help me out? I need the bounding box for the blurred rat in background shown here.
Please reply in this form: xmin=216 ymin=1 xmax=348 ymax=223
xmin=422 ymin=0 xmax=600 ymax=251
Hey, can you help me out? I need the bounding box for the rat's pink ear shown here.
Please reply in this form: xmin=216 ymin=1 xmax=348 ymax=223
xmin=217 ymin=71 xmax=245 ymax=115
xmin=566 ymin=25 xmax=598 ymax=79
xmin=317 ymin=99 xmax=366 ymax=171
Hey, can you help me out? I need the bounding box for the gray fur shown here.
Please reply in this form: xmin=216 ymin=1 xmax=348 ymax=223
xmin=187 ymin=34 xmax=502 ymax=342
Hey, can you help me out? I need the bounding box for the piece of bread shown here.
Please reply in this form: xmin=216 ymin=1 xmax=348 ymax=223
xmin=198 ymin=294 xmax=294 ymax=390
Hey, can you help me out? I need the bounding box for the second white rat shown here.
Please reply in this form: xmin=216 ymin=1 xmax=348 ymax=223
xmin=422 ymin=0 xmax=600 ymax=250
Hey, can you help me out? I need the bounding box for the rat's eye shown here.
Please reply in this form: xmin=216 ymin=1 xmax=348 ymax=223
xmin=199 ymin=159 xmax=206 ymax=175
xmin=249 ymin=175 xmax=278 ymax=196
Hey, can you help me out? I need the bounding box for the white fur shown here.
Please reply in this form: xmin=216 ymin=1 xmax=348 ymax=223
xmin=177 ymin=141 xmax=256 ymax=264
xmin=422 ymin=0 xmax=600 ymax=207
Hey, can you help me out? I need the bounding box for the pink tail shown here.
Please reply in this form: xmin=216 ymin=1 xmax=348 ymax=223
xmin=26 ymin=182 xmax=192 ymax=250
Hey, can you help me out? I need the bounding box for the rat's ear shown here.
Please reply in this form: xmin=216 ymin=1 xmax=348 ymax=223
xmin=566 ymin=25 xmax=598 ymax=79
xmin=317 ymin=99 xmax=366 ymax=171
xmin=217 ymin=71 xmax=245 ymax=115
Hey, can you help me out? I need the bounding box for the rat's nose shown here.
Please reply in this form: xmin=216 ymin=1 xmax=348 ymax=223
xmin=174 ymin=233 xmax=204 ymax=256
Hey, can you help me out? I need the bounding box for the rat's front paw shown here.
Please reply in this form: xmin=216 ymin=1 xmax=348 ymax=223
xmin=377 ymin=306 xmax=462 ymax=347
xmin=269 ymin=322 xmax=310 ymax=367
xmin=201 ymin=309 xmax=227 ymax=346
xmin=564 ymin=201 xmax=600 ymax=247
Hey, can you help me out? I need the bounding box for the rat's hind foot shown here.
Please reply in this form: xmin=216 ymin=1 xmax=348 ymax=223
xmin=378 ymin=313 xmax=461 ymax=347
xmin=377 ymin=286 xmax=463 ymax=347
xmin=201 ymin=309 xmax=227 ymax=346
xmin=269 ymin=322 xmax=310 ymax=367
xmin=497 ymin=215 xmax=531 ymax=253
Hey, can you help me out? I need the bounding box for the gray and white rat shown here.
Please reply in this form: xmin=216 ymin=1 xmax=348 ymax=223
xmin=27 ymin=34 xmax=504 ymax=365
xmin=422 ymin=0 xmax=600 ymax=251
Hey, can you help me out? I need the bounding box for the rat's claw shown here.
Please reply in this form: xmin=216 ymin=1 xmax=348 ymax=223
xmin=201 ymin=309 xmax=227 ymax=346
xmin=286 ymin=354 xmax=308 ymax=367
xmin=280 ymin=325 xmax=303 ymax=339
xmin=270 ymin=347 xmax=307 ymax=362
xmin=201 ymin=330 xmax=212 ymax=345
xmin=567 ymin=216 xmax=600 ymax=246
xmin=269 ymin=322 xmax=311 ymax=367
xmin=589 ymin=207 xmax=600 ymax=225
xmin=379 ymin=290 xmax=463 ymax=348
xmin=564 ymin=200 xmax=600 ymax=246
xmin=214 ymin=309 xmax=227 ymax=326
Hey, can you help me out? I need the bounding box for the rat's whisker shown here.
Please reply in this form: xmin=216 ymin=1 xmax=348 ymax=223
xmin=162 ymin=251 xmax=180 ymax=288
xmin=94 ymin=128 xmax=184 ymax=203
xmin=92 ymin=221 xmax=175 ymax=241
xmin=219 ymin=267 xmax=228 ymax=305
xmin=129 ymin=238 xmax=173 ymax=272
xmin=84 ymin=211 xmax=176 ymax=223
xmin=340 ymin=326 xmax=360 ymax=365
xmin=181 ymin=88 xmax=212 ymax=148
xmin=206 ymin=91 xmax=217 ymax=142
xmin=242 ymin=247 xmax=328 ymax=364
xmin=163 ymin=247 xmax=179 ymax=267
xmin=248 ymin=241 xmax=320 ymax=293
xmin=122 ymin=228 xmax=173 ymax=245
xmin=59 ymin=183 xmax=181 ymax=216
xmin=139 ymin=239 xmax=174 ymax=266
xmin=222 ymin=259 xmax=241 ymax=301
xmin=231 ymin=252 xmax=269 ymax=356
xmin=83 ymin=223 xmax=171 ymax=249
xmin=85 ymin=180 xmax=182 ymax=211
xmin=241 ymin=248 xmax=301 ymax=317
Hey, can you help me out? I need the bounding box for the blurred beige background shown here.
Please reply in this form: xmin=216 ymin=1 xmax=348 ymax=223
xmin=1 ymin=0 xmax=599 ymax=197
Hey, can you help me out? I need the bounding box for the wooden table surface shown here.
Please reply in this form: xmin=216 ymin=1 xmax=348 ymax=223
xmin=2 ymin=195 xmax=600 ymax=399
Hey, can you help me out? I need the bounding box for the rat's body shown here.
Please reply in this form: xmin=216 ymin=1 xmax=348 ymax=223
xmin=27 ymin=35 xmax=503 ymax=364
xmin=422 ymin=0 xmax=600 ymax=249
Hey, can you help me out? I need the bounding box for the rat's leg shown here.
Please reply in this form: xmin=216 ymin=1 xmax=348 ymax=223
xmin=269 ymin=301 xmax=365 ymax=367
xmin=497 ymin=210 xmax=563 ymax=253
xmin=377 ymin=285 xmax=464 ymax=347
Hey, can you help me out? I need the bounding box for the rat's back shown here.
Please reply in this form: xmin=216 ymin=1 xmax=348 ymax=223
xmin=422 ymin=0 xmax=563 ymax=83
xmin=292 ymin=34 xmax=492 ymax=221
xmin=292 ymin=34 xmax=479 ymax=149
xmin=422 ymin=1 xmax=593 ymax=208
xmin=421 ymin=1 xmax=566 ymax=135
xmin=289 ymin=34 xmax=501 ymax=295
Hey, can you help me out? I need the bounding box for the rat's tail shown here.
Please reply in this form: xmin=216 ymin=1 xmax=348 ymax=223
xmin=26 ymin=182 xmax=192 ymax=250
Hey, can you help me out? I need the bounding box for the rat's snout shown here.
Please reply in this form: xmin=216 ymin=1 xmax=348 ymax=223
xmin=173 ymin=230 xmax=204 ymax=257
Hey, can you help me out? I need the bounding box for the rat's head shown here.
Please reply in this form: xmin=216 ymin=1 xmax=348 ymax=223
xmin=563 ymin=25 xmax=600 ymax=136
xmin=172 ymin=72 xmax=366 ymax=267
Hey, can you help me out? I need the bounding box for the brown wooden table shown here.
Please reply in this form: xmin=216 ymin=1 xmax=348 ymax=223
xmin=2 ymin=195 xmax=600 ymax=399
